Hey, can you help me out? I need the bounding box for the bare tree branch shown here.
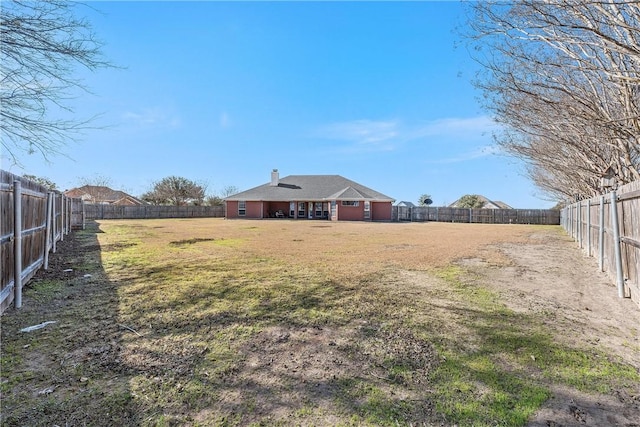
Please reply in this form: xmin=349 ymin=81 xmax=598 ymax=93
xmin=0 ymin=0 xmax=111 ymax=163
xmin=464 ymin=1 xmax=640 ymax=202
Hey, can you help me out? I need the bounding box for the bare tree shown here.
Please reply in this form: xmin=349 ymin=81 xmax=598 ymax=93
xmin=77 ymin=174 xmax=113 ymax=188
xmin=220 ymin=185 xmax=239 ymax=198
xmin=1 ymin=0 xmax=110 ymax=163
xmin=465 ymin=1 xmax=640 ymax=201
xmin=206 ymin=185 xmax=239 ymax=206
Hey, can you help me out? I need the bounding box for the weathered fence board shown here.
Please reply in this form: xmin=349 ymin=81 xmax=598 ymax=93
xmin=84 ymin=204 xmax=225 ymax=220
xmin=0 ymin=170 xmax=82 ymax=314
xmin=392 ymin=206 xmax=559 ymax=225
xmin=561 ymin=180 xmax=640 ymax=307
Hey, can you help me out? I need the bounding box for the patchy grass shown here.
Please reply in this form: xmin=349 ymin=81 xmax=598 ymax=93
xmin=1 ymin=219 xmax=638 ymax=426
xmin=426 ymin=265 xmax=639 ymax=425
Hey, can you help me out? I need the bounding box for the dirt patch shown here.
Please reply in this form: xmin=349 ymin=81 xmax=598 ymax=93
xmin=2 ymin=220 xmax=639 ymax=426
xmin=458 ymin=229 xmax=640 ymax=426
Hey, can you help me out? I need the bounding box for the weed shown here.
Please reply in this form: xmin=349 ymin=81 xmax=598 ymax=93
xmin=3 ymin=219 xmax=638 ymax=426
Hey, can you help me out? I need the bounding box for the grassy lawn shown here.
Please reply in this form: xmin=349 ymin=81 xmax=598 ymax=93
xmin=1 ymin=218 xmax=638 ymax=426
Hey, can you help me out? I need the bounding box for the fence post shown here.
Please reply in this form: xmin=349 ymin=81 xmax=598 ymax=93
xmin=13 ymin=180 xmax=22 ymax=309
xmin=66 ymin=197 xmax=71 ymax=234
xmin=610 ymin=191 xmax=626 ymax=298
xmin=52 ymin=194 xmax=57 ymax=253
xmin=469 ymin=208 xmax=472 ymax=223
xmin=571 ymin=204 xmax=574 ymax=238
xmin=586 ymin=200 xmax=591 ymax=256
xmin=44 ymin=192 xmax=54 ymax=270
xmin=577 ymin=201 xmax=582 ymax=248
xmin=568 ymin=205 xmax=573 ymax=239
xmin=60 ymin=195 xmax=65 ymax=241
xmin=598 ymin=195 xmax=605 ymax=272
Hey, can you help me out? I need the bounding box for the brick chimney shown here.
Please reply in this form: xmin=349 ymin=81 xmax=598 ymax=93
xmin=270 ymin=169 xmax=279 ymax=186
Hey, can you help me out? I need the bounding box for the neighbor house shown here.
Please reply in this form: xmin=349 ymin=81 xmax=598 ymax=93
xmin=449 ymin=195 xmax=513 ymax=209
xmin=64 ymin=185 xmax=145 ymax=206
xmin=225 ymin=170 xmax=394 ymax=221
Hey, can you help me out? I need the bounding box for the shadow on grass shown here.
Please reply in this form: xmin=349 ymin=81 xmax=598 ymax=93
xmin=418 ymin=290 xmax=640 ymax=426
xmin=4 ymin=220 xmax=637 ymax=426
xmin=0 ymin=220 xmax=139 ymax=426
xmin=92 ymin=239 xmax=640 ymax=425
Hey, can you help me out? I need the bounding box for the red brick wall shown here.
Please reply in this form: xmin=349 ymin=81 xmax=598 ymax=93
xmin=246 ymin=202 xmax=263 ymax=218
xmin=225 ymin=201 xmax=263 ymax=219
xmin=225 ymin=201 xmax=239 ymax=219
xmin=226 ymin=200 xmax=392 ymax=221
xmin=372 ymin=202 xmax=392 ymax=221
xmin=337 ymin=202 xmax=364 ymax=221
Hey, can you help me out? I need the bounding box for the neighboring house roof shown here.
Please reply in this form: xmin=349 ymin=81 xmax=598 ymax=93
xmin=449 ymin=195 xmax=513 ymax=209
xmin=64 ymin=185 xmax=145 ymax=205
xmin=395 ymin=201 xmax=416 ymax=207
xmin=225 ymin=175 xmax=394 ymax=202
xmin=492 ymin=200 xmax=513 ymax=209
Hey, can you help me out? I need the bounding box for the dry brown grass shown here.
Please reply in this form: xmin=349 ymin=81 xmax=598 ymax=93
xmin=151 ymin=219 xmax=537 ymax=275
xmin=3 ymin=219 xmax=637 ymax=427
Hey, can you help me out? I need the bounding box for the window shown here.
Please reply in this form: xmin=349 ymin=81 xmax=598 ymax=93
xmin=290 ymin=202 xmax=295 ymax=218
xmin=238 ymin=201 xmax=246 ymax=216
xmin=298 ymin=202 xmax=306 ymax=217
xmin=364 ymin=201 xmax=370 ymax=219
xmin=315 ymin=202 xmax=322 ymax=217
xmin=341 ymin=201 xmax=359 ymax=207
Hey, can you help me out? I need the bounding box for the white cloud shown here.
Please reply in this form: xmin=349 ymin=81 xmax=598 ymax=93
xmin=424 ymin=144 xmax=503 ymax=164
xmin=219 ymin=112 xmax=231 ymax=128
xmin=122 ymin=107 xmax=181 ymax=130
xmin=317 ymin=119 xmax=399 ymax=146
xmin=315 ymin=115 xmax=500 ymax=152
xmin=410 ymin=116 xmax=500 ymax=139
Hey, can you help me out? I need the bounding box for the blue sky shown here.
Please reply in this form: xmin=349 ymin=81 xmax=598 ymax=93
xmin=4 ymin=1 xmax=554 ymax=208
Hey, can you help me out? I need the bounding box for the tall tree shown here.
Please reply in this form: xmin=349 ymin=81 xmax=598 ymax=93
xmin=465 ymin=1 xmax=640 ymax=201
xmin=207 ymin=185 xmax=239 ymax=206
xmin=418 ymin=194 xmax=433 ymax=206
xmin=1 ymin=0 xmax=110 ymax=163
xmin=220 ymin=185 xmax=239 ymax=198
xmin=456 ymin=194 xmax=486 ymax=209
xmin=142 ymin=176 xmax=206 ymax=206
xmin=22 ymin=174 xmax=58 ymax=191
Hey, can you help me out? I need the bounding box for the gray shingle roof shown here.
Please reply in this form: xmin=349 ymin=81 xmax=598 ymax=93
xmin=449 ymin=195 xmax=513 ymax=209
xmin=64 ymin=185 xmax=145 ymax=205
xmin=225 ymin=175 xmax=394 ymax=202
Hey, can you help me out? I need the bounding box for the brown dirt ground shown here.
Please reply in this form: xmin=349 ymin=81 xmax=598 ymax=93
xmin=1 ymin=220 xmax=639 ymax=426
xmin=459 ymin=229 xmax=640 ymax=426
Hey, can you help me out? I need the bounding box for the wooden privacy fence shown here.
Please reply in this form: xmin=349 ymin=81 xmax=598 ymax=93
xmin=392 ymin=206 xmax=560 ymax=225
xmin=561 ymin=180 xmax=640 ymax=307
xmin=1 ymin=171 xmax=82 ymax=314
xmin=84 ymin=204 xmax=225 ymax=220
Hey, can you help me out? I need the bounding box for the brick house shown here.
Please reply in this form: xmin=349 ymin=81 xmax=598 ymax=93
xmin=225 ymin=170 xmax=394 ymax=221
xmin=64 ymin=185 xmax=145 ymax=206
